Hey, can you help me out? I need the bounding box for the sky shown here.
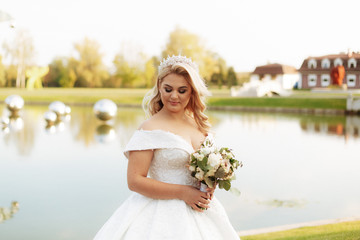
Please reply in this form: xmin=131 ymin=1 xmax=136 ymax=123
xmin=1 ymin=0 xmax=360 ymax=72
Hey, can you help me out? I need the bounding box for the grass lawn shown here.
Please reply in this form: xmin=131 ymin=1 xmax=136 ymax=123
xmin=0 ymin=88 xmax=147 ymax=105
xmin=241 ymin=220 xmax=360 ymax=240
xmin=208 ymin=97 xmax=346 ymax=109
xmin=0 ymin=87 xmax=353 ymax=110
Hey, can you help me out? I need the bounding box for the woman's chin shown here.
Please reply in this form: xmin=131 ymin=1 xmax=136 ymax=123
xmin=165 ymin=104 xmax=183 ymax=112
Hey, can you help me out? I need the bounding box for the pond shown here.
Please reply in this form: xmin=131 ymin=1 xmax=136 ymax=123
xmin=1 ymin=104 xmax=360 ymax=239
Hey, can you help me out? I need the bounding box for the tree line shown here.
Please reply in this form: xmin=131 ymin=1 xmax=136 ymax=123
xmin=0 ymin=27 xmax=249 ymax=89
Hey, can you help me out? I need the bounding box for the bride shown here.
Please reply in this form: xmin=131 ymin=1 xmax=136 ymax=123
xmin=94 ymin=55 xmax=240 ymax=239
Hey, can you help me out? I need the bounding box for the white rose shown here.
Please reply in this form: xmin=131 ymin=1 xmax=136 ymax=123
xmin=195 ymin=168 xmax=205 ymax=181
xmin=201 ymin=147 xmax=212 ymax=156
xmin=193 ymin=152 xmax=201 ymax=160
xmin=208 ymin=153 xmax=222 ymax=168
xmin=194 ymin=152 xmax=204 ymax=161
xmin=221 ymin=161 xmax=231 ymax=173
xmin=189 ymin=165 xmax=196 ymax=172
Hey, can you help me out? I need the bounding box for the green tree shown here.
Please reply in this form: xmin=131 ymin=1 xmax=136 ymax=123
xmin=44 ymin=57 xmax=77 ymax=87
xmin=72 ymin=38 xmax=109 ymax=87
xmin=226 ymin=67 xmax=237 ymax=89
xmin=143 ymin=56 xmax=158 ymax=88
xmin=237 ymin=72 xmax=251 ymax=86
xmin=44 ymin=57 xmax=65 ymax=87
xmin=112 ymin=53 xmax=143 ymax=88
xmin=4 ymin=65 xmax=17 ymax=87
xmin=210 ymin=57 xmax=227 ymax=88
xmin=161 ymin=27 xmax=220 ymax=81
xmin=210 ymin=72 xmax=223 ymax=88
xmin=0 ymin=55 xmax=5 ymax=87
xmin=2 ymin=28 xmax=35 ymax=88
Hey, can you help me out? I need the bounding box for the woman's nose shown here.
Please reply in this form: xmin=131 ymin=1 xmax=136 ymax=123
xmin=170 ymin=91 xmax=178 ymax=99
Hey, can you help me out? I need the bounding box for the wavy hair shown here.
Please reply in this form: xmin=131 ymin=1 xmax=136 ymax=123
xmin=143 ymin=62 xmax=211 ymax=133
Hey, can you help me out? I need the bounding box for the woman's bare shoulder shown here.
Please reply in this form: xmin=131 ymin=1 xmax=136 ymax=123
xmin=138 ymin=114 xmax=164 ymax=131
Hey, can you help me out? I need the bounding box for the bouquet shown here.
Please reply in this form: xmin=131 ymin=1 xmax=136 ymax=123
xmin=188 ymin=135 xmax=243 ymax=192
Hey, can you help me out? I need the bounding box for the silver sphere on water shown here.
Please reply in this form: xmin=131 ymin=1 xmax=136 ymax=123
xmin=49 ymin=101 xmax=66 ymax=117
xmin=65 ymin=105 xmax=71 ymax=115
xmin=44 ymin=111 xmax=57 ymax=126
xmin=93 ymin=99 xmax=117 ymax=121
xmin=5 ymin=95 xmax=24 ymax=112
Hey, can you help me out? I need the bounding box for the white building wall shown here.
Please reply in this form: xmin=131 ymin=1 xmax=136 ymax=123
xmin=263 ymin=74 xmax=272 ymax=81
xmin=282 ymin=74 xmax=300 ymax=89
xmin=298 ymin=74 xmax=302 ymax=89
xmin=250 ymin=74 xmax=259 ymax=81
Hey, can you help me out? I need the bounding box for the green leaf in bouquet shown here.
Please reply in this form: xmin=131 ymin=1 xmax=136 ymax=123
xmin=218 ymin=180 xmax=231 ymax=191
xmin=197 ymin=157 xmax=211 ymax=171
xmin=229 ymin=187 xmax=241 ymax=197
xmin=204 ymin=177 xmax=214 ymax=188
xmin=230 ymin=158 xmax=237 ymax=165
xmin=197 ymin=159 xmax=206 ymax=171
xmin=215 ymin=167 xmax=226 ymax=179
xmin=202 ymin=156 xmax=208 ymax=165
xmin=218 ymin=180 xmax=224 ymax=189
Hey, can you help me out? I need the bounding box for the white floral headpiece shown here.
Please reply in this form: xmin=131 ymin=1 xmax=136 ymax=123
xmin=159 ymin=55 xmax=199 ymax=73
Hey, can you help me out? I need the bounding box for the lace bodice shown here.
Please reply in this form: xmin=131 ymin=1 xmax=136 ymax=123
xmin=124 ymin=129 xmax=200 ymax=187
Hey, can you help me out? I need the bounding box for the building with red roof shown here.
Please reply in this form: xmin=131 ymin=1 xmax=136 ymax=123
xmin=298 ymin=52 xmax=360 ymax=89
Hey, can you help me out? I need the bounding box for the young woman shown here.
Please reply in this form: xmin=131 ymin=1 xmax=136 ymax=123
xmin=94 ymin=55 xmax=240 ymax=239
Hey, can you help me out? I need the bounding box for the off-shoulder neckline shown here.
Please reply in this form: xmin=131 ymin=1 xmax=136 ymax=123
xmin=137 ymin=129 xmax=209 ymax=151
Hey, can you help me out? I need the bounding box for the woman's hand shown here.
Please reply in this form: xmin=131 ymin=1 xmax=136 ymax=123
xmin=179 ymin=185 xmax=211 ymax=212
xmin=206 ymin=187 xmax=215 ymax=200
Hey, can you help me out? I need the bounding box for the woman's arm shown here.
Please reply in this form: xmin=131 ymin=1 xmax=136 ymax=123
xmin=127 ymin=150 xmax=211 ymax=212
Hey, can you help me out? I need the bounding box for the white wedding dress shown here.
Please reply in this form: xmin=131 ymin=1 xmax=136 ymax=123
xmin=94 ymin=129 xmax=240 ymax=240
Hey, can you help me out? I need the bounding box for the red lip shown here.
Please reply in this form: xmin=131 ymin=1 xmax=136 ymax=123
xmin=170 ymin=101 xmax=179 ymax=105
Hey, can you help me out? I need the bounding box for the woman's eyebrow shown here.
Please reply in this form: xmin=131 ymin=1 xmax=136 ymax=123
xmin=164 ymin=84 xmax=188 ymax=88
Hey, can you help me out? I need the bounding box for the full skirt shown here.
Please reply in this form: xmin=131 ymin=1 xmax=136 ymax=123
xmin=94 ymin=193 xmax=240 ymax=240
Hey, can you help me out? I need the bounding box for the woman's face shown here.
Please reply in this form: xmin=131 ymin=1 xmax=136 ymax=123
xmin=160 ymin=73 xmax=192 ymax=113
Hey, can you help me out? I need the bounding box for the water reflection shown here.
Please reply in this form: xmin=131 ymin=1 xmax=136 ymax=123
xmin=95 ymin=124 xmax=116 ymax=143
xmin=1 ymin=106 xmax=360 ymax=239
xmin=65 ymin=106 xmax=144 ymax=147
xmin=0 ymin=201 xmax=19 ymax=223
xmin=1 ymin=109 xmax=24 ymax=132
xmin=2 ymin=105 xmax=360 ymax=154
xmin=300 ymin=115 xmax=360 ymax=141
xmin=45 ymin=120 xmax=66 ymax=134
xmin=256 ymin=199 xmax=307 ymax=208
xmin=1 ymin=106 xmax=36 ymax=156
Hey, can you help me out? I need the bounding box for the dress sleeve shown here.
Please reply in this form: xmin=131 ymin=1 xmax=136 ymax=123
xmin=123 ymin=129 xmax=194 ymax=159
xmin=123 ymin=130 xmax=157 ymax=159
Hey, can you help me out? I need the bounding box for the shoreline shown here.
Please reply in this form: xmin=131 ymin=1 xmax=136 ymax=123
xmin=0 ymin=100 xmax=353 ymax=116
xmin=237 ymin=216 xmax=360 ymax=236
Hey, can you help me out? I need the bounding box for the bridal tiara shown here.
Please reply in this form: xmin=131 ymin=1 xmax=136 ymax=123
xmin=159 ymin=55 xmax=199 ymax=73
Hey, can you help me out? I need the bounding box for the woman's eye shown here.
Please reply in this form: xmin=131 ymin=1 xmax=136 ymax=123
xmin=165 ymin=88 xmax=172 ymax=93
xmin=179 ymin=89 xmax=186 ymax=94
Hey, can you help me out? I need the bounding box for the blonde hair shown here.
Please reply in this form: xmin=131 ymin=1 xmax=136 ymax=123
xmin=143 ymin=62 xmax=211 ymax=133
